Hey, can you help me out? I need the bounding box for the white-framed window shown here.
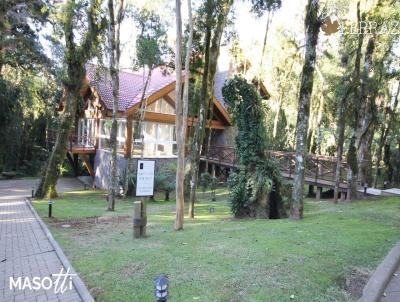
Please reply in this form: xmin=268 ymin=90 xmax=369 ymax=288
xmin=146 ymin=98 xmax=175 ymax=115
xmin=132 ymin=122 xmax=177 ymax=157
xmin=99 ymin=119 xmax=126 ymax=153
xmin=78 ymin=118 xmax=96 ymax=146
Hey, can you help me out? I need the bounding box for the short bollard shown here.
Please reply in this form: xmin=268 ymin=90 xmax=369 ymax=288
xmin=154 ymin=275 xmax=168 ymax=302
xmin=133 ymin=201 xmax=147 ymax=238
xmin=48 ymin=200 xmax=53 ymax=218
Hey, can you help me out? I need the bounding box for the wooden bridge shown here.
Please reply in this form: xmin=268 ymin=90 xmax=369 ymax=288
xmin=201 ymin=146 xmax=351 ymax=200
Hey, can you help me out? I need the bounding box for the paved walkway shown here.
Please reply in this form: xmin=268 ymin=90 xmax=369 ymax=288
xmin=381 ymin=264 xmax=400 ymax=302
xmin=0 ymin=178 xmax=88 ymax=302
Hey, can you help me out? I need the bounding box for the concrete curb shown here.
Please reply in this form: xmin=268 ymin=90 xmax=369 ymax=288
xmin=359 ymin=242 xmax=400 ymax=302
xmin=25 ymin=198 xmax=95 ymax=302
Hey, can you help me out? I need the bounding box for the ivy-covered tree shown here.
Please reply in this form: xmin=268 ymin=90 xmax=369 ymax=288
xmin=223 ymin=76 xmax=285 ymax=218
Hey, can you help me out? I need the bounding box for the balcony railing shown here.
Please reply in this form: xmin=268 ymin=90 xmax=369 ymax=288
xmin=47 ymin=130 xmax=96 ymax=153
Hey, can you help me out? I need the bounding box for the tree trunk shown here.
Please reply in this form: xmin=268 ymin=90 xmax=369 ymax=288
xmin=345 ymin=1 xmax=364 ymax=201
xmin=290 ymin=0 xmax=320 ymax=219
xmin=188 ymin=0 xmax=232 ymax=218
xmin=107 ymin=0 xmax=124 ymax=211
xmin=355 ymin=37 xmax=375 ymax=187
xmin=333 ymin=95 xmax=347 ymax=203
xmin=373 ymin=82 xmax=400 ymax=187
xmin=36 ymin=90 xmax=79 ymax=198
xmin=188 ymin=0 xmax=212 ymax=219
xmin=35 ymin=0 xmax=102 ymax=198
xmin=259 ymin=10 xmax=271 ymax=77
xmin=175 ymin=0 xmax=193 ymax=230
xmin=335 ymin=2 xmax=364 ymax=202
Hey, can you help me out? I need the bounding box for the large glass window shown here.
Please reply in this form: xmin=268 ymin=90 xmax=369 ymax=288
xmin=146 ymin=98 xmax=175 ymax=115
xmin=99 ymin=119 xmax=126 ymax=153
xmin=78 ymin=119 xmax=96 ymax=146
xmin=132 ymin=122 xmax=176 ymax=157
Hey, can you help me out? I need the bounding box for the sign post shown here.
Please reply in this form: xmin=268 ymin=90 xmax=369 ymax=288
xmin=135 ymin=160 xmax=155 ymax=197
xmin=134 ymin=160 xmax=155 ymax=238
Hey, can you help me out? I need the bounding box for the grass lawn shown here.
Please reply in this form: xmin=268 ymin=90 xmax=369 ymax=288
xmin=32 ymin=189 xmax=400 ymax=302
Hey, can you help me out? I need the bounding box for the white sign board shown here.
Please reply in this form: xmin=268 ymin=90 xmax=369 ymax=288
xmin=136 ymin=160 xmax=155 ymax=197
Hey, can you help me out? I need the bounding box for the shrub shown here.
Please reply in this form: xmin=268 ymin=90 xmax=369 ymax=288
xmin=154 ymin=162 xmax=176 ymax=200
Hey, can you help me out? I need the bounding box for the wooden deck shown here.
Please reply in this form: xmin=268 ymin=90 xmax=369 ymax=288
xmin=201 ymin=146 xmax=355 ymax=196
xmin=67 ymin=144 xmax=96 ymax=154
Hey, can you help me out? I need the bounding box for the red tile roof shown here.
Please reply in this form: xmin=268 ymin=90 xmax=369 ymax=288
xmin=86 ymin=64 xmax=176 ymax=112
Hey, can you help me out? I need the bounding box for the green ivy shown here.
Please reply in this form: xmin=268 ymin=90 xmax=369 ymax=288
xmin=222 ymin=76 xmax=285 ymax=218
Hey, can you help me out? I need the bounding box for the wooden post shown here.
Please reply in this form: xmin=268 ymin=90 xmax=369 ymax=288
xmin=340 ymin=191 xmax=345 ymax=202
xmin=316 ymin=187 xmax=322 ymax=201
xmin=141 ymin=200 xmax=147 ymax=237
xmin=133 ymin=200 xmax=147 ymax=238
xmin=346 ymin=186 xmax=352 ymax=201
xmin=125 ymin=116 xmax=132 ymax=158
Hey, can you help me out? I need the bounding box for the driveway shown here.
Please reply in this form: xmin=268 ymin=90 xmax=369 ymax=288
xmin=0 ymin=177 xmax=85 ymax=201
xmin=0 ymin=177 xmax=92 ymax=302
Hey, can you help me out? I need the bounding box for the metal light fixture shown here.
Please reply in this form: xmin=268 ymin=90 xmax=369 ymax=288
xmin=48 ymin=200 xmax=53 ymax=218
xmin=154 ymin=275 xmax=168 ymax=302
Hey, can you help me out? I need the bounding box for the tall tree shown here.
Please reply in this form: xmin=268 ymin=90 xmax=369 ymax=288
xmin=355 ymin=36 xmax=376 ymax=187
xmin=374 ymin=82 xmax=400 ymax=187
xmin=250 ymin=0 xmax=282 ymax=80
xmin=107 ymin=0 xmax=125 ymax=211
xmin=0 ymin=0 xmax=49 ymax=74
xmin=333 ymin=1 xmax=364 ymax=202
xmin=35 ymin=0 xmax=104 ymax=198
xmin=122 ymin=10 xmax=167 ymax=197
xmin=290 ymin=0 xmax=321 ymax=219
xmin=188 ymin=0 xmax=233 ymax=218
xmin=174 ymin=0 xmax=193 ymax=230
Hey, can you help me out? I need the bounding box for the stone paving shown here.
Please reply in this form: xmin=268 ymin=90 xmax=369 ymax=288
xmin=0 ymin=178 xmax=87 ymax=302
xmin=381 ymin=265 xmax=400 ymax=302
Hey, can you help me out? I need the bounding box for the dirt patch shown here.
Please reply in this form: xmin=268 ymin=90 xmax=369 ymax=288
xmin=338 ymin=267 xmax=371 ymax=299
xmin=89 ymin=286 xmax=104 ymax=299
xmin=51 ymin=216 xmax=131 ymax=229
xmin=120 ymin=262 xmax=146 ymax=277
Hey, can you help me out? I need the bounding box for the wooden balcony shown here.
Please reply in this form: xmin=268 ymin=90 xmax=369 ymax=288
xmin=47 ymin=131 xmax=96 ymax=154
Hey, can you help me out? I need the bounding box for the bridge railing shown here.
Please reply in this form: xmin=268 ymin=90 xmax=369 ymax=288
xmin=202 ymin=145 xmax=350 ymax=185
xmin=202 ymin=145 xmax=237 ymax=165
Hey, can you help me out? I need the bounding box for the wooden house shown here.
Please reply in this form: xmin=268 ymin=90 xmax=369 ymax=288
xmin=63 ymin=64 xmax=237 ymax=188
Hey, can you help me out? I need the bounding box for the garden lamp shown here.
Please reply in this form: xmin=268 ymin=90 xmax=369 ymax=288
xmin=154 ymin=275 xmax=168 ymax=302
xmin=48 ymin=200 xmax=53 ymax=218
